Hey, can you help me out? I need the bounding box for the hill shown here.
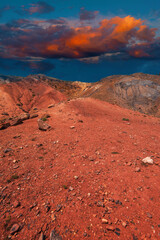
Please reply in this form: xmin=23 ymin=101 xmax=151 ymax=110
xmin=0 ymin=74 xmax=160 ymax=239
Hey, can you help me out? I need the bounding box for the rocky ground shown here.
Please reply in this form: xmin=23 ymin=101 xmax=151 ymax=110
xmin=0 ymin=97 xmax=160 ymax=240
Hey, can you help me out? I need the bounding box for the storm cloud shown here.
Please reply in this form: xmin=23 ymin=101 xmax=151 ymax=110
xmin=0 ymin=15 xmax=159 ymax=62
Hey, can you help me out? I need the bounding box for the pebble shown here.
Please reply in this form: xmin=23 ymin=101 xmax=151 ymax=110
xmin=56 ymin=204 xmax=62 ymax=212
xmin=4 ymin=148 xmax=12 ymax=153
xmin=51 ymin=213 xmax=56 ymax=221
xmin=48 ymin=104 xmax=55 ymax=108
xmin=146 ymin=212 xmax=152 ymax=218
xmin=70 ymin=126 xmax=75 ymax=129
xmin=135 ymin=167 xmax=141 ymax=172
xmin=126 ymin=162 xmax=132 ymax=166
xmin=13 ymin=160 xmax=18 ymax=163
xmin=122 ymin=221 xmax=127 ymax=227
xmin=106 ymin=226 xmax=115 ymax=231
xmin=13 ymin=165 xmax=19 ymax=169
xmin=102 ymin=218 xmax=108 ymax=224
xmin=83 ymin=232 xmax=87 ymax=237
xmin=13 ymin=200 xmax=20 ymax=208
xmin=10 ymin=224 xmax=20 ymax=235
xmin=89 ymin=156 xmax=96 ymax=161
xmin=69 ymin=186 xmax=74 ymax=191
xmin=142 ymin=157 xmax=153 ymax=164
xmin=97 ymin=201 xmax=104 ymax=207
xmin=74 ymin=176 xmax=79 ymax=180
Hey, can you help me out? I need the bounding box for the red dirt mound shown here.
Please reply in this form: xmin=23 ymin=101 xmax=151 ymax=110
xmin=0 ymin=79 xmax=67 ymax=118
xmin=0 ymin=97 xmax=160 ymax=239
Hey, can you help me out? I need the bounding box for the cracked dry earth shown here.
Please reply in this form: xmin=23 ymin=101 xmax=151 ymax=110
xmin=0 ymin=97 xmax=160 ymax=240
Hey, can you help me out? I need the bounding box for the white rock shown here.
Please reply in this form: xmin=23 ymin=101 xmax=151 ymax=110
xmin=142 ymin=157 xmax=153 ymax=164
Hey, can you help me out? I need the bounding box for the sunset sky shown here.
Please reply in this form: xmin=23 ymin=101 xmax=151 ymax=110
xmin=0 ymin=0 xmax=160 ymax=82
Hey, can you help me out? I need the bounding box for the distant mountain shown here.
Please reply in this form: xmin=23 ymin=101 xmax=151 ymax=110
xmin=81 ymin=73 xmax=160 ymax=117
xmin=0 ymin=73 xmax=160 ymax=118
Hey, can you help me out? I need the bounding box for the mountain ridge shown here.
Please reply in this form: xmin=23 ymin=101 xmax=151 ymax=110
xmin=1 ymin=73 xmax=160 ymax=120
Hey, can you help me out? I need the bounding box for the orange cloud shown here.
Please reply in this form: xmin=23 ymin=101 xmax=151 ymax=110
xmin=45 ymin=16 xmax=155 ymax=58
xmin=0 ymin=15 xmax=158 ymax=60
xmin=129 ymin=49 xmax=150 ymax=58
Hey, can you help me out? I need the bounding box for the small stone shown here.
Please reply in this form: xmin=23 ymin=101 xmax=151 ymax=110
xmin=50 ymin=230 xmax=62 ymax=240
xmin=13 ymin=200 xmax=20 ymax=208
xmin=83 ymin=232 xmax=87 ymax=237
xmin=77 ymin=197 xmax=82 ymax=201
xmin=102 ymin=218 xmax=108 ymax=224
xmin=13 ymin=165 xmax=19 ymax=169
xmin=70 ymin=126 xmax=75 ymax=129
xmin=45 ymin=202 xmax=50 ymax=212
xmin=74 ymin=176 xmax=79 ymax=180
xmin=48 ymin=104 xmax=55 ymax=108
xmin=10 ymin=224 xmax=20 ymax=235
xmin=142 ymin=157 xmax=153 ymax=164
xmin=56 ymin=204 xmax=62 ymax=212
xmin=13 ymin=160 xmax=18 ymax=163
xmin=89 ymin=156 xmax=96 ymax=161
xmin=69 ymin=186 xmax=74 ymax=191
xmin=97 ymin=201 xmax=104 ymax=207
xmin=4 ymin=148 xmax=12 ymax=153
xmin=13 ymin=135 xmax=21 ymax=139
xmin=135 ymin=167 xmax=141 ymax=172
xmin=127 ymin=162 xmax=132 ymax=166
xmin=122 ymin=221 xmax=127 ymax=227
xmin=29 ymin=202 xmax=37 ymax=210
xmin=146 ymin=212 xmax=152 ymax=218
xmin=51 ymin=214 xmax=56 ymax=221
xmin=106 ymin=226 xmax=115 ymax=231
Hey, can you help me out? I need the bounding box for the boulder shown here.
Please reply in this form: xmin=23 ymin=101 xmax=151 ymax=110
xmin=19 ymin=113 xmax=30 ymax=121
xmin=142 ymin=157 xmax=153 ymax=164
xmin=38 ymin=119 xmax=51 ymax=131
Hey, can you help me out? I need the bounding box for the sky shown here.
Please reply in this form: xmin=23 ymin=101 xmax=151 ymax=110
xmin=0 ymin=0 xmax=160 ymax=82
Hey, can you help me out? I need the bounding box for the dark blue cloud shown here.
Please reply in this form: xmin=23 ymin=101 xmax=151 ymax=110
xmin=0 ymin=58 xmax=55 ymax=74
xmin=16 ymin=1 xmax=54 ymax=16
xmin=79 ymin=8 xmax=99 ymax=21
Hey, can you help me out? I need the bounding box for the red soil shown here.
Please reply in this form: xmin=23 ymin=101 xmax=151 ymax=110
xmin=0 ymin=80 xmax=66 ymax=116
xmin=0 ymin=98 xmax=160 ymax=240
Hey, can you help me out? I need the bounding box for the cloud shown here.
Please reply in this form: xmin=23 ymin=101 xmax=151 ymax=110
xmin=0 ymin=15 xmax=159 ymax=62
xmin=17 ymin=1 xmax=54 ymax=15
xmin=0 ymin=57 xmax=54 ymax=74
xmin=79 ymin=8 xmax=99 ymax=21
